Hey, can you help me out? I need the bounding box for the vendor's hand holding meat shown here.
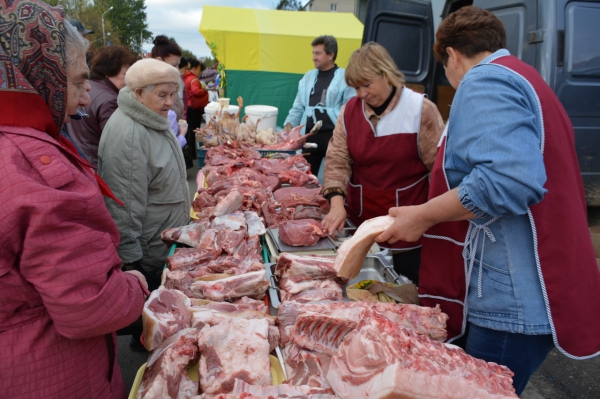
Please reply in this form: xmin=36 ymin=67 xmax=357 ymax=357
xmin=322 ymin=41 xmax=444 ymax=285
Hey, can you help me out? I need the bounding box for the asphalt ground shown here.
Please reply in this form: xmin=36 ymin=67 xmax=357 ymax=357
xmin=118 ymin=160 xmax=600 ymax=398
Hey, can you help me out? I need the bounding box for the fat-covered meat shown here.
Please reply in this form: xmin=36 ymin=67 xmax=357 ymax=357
xmin=244 ymin=211 xmax=266 ymax=237
xmin=274 ymin=253 xmax=338 ymax=280
xmin=211 ymin=190 xmax=244 ymax=217
xmin=161 ymin=222 xmax=204 ymax=247
xmin=190 ymin=270 xmax=269 ymax=301
xmin=166 ymin=248 xmax=220 ymax=270
xmin=197 ymin=318 xmax=272 ymax=394
xmin=277 ymin=301 xmax=448 ymax=347
xmin=137 ymin=328 xmax=199 ymax=399
xmin=142 ymin=287 xmax=192 ymax=351
xmin=279 ymin=219 xmax=327 ymax=247
xmin=280 ymin=281 xmax=344 ymax=303
xmin=231 ymin=380 xmax=335 ymax=397
xmin=334 ymin=215 xmax=394 ymax=279
xmin=211 ymin=211 xmax=247 ymax=231
xmin=283 ymin=343 xmax=332 ymax=389
xmin=327 ymin=309 xmax=517 ymax=399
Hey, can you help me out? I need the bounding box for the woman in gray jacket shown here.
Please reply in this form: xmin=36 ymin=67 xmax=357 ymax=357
xmin=99 ymin=58 xmax=191 ymax=291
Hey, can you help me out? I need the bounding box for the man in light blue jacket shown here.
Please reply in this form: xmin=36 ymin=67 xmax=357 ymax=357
xmin=284 ymin=35 xmax=355 ymax=177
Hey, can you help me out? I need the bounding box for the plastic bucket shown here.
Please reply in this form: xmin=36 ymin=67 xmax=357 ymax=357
xmin=204 ymin=101 xmax=239 ymax=123
xmin=245 ymin=105 xmax=278 ymax=132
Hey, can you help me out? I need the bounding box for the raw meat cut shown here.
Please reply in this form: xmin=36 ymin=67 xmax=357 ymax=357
xmin=161 ymin=222 xmax=204 ymax=247
xmin=137 ymin=328 xmax=199 ymax=399
xmin=211 ymin=211 xmax=247 ymax=231
xmin=162 ymin=269 xmax=195 ymax=298
xmin=279 ymin=276 xmax=342 ymax=294
xmin=278 ymin=219 xmax=327 ymax=246
xmin=193 ymin=189 xmax=218 ymax=212
xmin=167 ymin=248 xmax=219 ymax=270
xmin=262 ymin=121 xmax=322 ymax=151
xmin=190 ymin=270 xmax=269 ymax=301
xmin=177 ymin=371 xmax=199 ymax=399
xmin=334 ymin=215 xmax=394 ymax=279
xmin=282 ymin=344 xmax=332 ymax=389
xmin=291 ymin=205 xmax=327 ymax=221
xmin=274 ymin=253 xmax=338 ymax=280
xmin=197 ymin=318 xmax=272 ymax=394
xmin=244 ymin=211 xmax=266 ymax=237
xmin=277 ymin=301 xmax=448 ymax=347
xmin=290 ymin=312 xmax=357 ymax=355
xmin=211 ymin=190 xmax=243 ymax=217
xmin=198 ymin=229 xmax=220 ymax=253
xmin=231 ymin=380 xmax=335 ymax=397
xmin=142 ymin=287 xmax=192 ymax=351
xmin=273 ymin=187 xmax=328 ymax=210
xmin=280 ymin=281 xmax=344 ymax=304
xmin=327 ymin=309 xmax=517 ymax=399
xmin=217 ymin=230 xmax=248 ymax=255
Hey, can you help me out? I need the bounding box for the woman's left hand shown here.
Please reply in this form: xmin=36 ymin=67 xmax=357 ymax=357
xmin=375 ymin=206 xmax=431 ymax=244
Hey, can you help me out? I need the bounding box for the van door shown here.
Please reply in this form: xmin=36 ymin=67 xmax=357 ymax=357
xmin=556 ymin=0 xmax=600 ymax=205
xmin=473 ymin=0 xmax=538 ymax=66
xmin=362 ymin=0 xmax=435 ymax=96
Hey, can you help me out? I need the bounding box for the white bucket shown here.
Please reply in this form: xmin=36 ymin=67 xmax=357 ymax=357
xmin=245 ymin=105 xmax=278 ymax=131
xmin=204 ymin=101 xmax=239 ymax=123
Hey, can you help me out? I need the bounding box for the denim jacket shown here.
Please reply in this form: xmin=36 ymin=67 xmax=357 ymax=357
xmin=284 ymin=68 xmax=355 ymax=135
xmin=445 ymin=49 xmax=551 ymax=335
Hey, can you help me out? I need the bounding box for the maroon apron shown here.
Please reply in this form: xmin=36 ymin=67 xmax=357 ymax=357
xmin=344 ymin=92 xmax=429 ymax=250
xmin=420 ymin=55 xmax=600 ymax=358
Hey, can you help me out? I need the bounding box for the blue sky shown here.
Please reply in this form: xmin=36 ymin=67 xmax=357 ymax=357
xmin=143 ymin=0 xmax=282 ymax=58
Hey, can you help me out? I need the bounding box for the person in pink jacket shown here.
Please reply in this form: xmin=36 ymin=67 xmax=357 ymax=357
xmin=0 ymin=1 xmax=148 ymax=398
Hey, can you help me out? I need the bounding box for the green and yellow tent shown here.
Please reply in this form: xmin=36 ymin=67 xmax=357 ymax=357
xmin=199 ymin=6 xmax=363 ymax=127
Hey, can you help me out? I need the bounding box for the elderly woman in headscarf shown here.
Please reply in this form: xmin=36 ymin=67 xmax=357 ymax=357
xmin=98 ymin=58 xmax=191 ymax=292
xmin=0 ymin=1 xmax=148 ymax=398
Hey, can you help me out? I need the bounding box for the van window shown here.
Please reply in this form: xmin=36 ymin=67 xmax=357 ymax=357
xmin=472 ymin=1 xmax=525 ymax=59
xmin=566 ymin=2 xmax=600 ymax=77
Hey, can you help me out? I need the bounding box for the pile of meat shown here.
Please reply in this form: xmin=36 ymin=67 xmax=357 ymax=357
xmin=274 ymin=253 xmax=346 ymax=303
xmin=195 ymin=96 xmax=322 ymax=150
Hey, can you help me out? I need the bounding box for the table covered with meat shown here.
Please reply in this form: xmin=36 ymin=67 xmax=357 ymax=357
xmin=133 ymin=143 xmax=518 ymax=399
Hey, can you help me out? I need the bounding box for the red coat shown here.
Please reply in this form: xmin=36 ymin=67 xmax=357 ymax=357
xmin=0 ymin=125 xmax=148 ymax=399
xmin=184 ymin=70 xmax=209 ymax=110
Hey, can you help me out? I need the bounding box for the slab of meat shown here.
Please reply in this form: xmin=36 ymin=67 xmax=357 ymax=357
xmin=167 ymin=248 xmax=220 ymax=270
xmin=327 ymin=309 xmax=517 ymax=399
xmin=177 ymin=371 xmax=199 ymax=399
xmin=334 ymin=215 xmax=394 ymax=279
xmin=211 ymin=189 xmax=244 ymax=217
xmin=280 ymin=281 xmax=344 ymax=304
xmin=190 ymin=270 xmax=269 ymax=301
xmin=161 ymin=222 xmax=204 ymax=247
xmin=197 ymin=318 xmax=272 ymax=394
xmin=190 ymin=308 xmax=279 ymax=352
xmin=231 ymin=380 xmax=335 ymax=397
xmin=190 ymin=296 xmax=267 ymax=313
xmin=279 ymin=275 xmax=342 ymax=294
xmin=273 ymin=187 xmax=328 ymax=210
xmin=282 ymin=343 xmax=332 ymax=389
xmin=193 ymin=189 xmax=218 ymax=212
xmin=137 ymin=328 xmax=199 ymax=399
xmin=244 ymin=211 xmax=266 ymax=237
xmin=278 ymin=219 xmax=327 ymax=247
xmin=217 ymin=230 xmax=248 ymax=255
xmin=162 ymin=269 xmax=195 ymax=298
xmin=211 ymin=211 xmax=247 ymax=231
xmin=274 ymin=253 xmax=338 ymax=280
xmin=277 ymin=301 xmax=448 ymax=347
xmin=291 ymin=205 xmax=327 ymax=221
xmin=290 ymin=312 xmax=357 ymax=355
xmin=198 ymin=229 xmax=220 ymax=253
xmin=142 ymin=287 xmax=192 ymax=351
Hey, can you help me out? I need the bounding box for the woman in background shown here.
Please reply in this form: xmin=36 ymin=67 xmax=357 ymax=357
xmin=151 ymin=35 xmax=184 ymax=121
xmin=184 ymin=58 xmax=209 ymax=159
xmin=67 ymin=45 xmax=136 ymax=166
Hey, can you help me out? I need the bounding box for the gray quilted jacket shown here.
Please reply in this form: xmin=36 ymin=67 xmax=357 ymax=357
xmin=98 ymin=88 xmax=190 ymax=275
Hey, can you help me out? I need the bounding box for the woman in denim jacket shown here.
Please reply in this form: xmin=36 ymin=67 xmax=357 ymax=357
xmin=376 ymin=6 xmax=600 ymax=395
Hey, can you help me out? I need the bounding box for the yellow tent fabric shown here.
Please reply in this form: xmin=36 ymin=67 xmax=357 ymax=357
xmin=199 ymin=6 xmax=364 ymax=73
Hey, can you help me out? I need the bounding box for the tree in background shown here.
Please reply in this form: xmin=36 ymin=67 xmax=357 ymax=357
xmin=276 ymin=0 xmax=306 ymax=10
xmin=48 ymin=0 xmax=152 ymax=54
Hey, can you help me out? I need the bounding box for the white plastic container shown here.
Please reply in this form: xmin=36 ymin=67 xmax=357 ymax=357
xmin=204 ymin=101 xmax=239 ymax=123
xmin=245 ymin=105 xmax=278 ymax=132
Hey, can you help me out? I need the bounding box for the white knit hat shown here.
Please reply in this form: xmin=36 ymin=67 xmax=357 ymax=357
xmin=125 ymin=58 xmax=180 ymax=90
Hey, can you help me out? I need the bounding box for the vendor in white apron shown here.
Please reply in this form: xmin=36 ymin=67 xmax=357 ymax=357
xmin=321 ymin=42 xmax=444 ymax=285
xmin=375 ymin=7 xmax=600 ymax=395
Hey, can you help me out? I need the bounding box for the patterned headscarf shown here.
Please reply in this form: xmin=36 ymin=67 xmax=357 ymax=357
xmin=0 ymin=0 xmax=68 ymax=136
